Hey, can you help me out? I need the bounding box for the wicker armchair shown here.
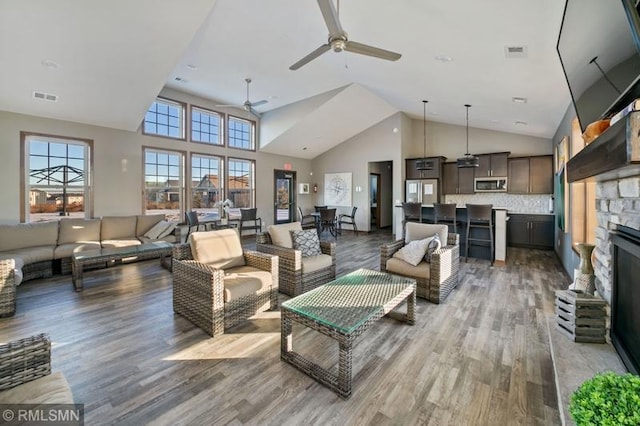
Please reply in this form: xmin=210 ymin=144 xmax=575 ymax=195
xmin=256 ymin=223 xmax=336 ymax=297
xmin=172 ymin=229 xmax=279 ymax=337
xmin=380 ymin=223 xmax=460 ymax=304
xmin=0 ymin=334 xmax=74 ymax=403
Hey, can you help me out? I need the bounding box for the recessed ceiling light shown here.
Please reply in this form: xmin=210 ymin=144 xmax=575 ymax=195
xmin=186 ymin=64 xmax=197 ymax=71
xmin=515 ymin=121 xmax=528 ymax=126
xmin=434 ymin=55 xmax=453 ymax=62
xmin=512 ymin=97 xmax=527 ymax=103
xmin=41 ymin=59 xmax=60 ymax=69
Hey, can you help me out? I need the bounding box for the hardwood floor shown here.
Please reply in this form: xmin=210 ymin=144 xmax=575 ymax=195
xmin=0 ymin=229 xmax=568 ymax=425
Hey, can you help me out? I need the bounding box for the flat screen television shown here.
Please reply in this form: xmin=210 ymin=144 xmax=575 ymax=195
xmin=557 ymin=0 xmax=640 ymax=132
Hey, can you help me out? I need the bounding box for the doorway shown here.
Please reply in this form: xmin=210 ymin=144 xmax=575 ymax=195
xmin=274 ymin=170 xmax=296 ymax=224
xmin=370 ymin=173 xmax=381 ymax=229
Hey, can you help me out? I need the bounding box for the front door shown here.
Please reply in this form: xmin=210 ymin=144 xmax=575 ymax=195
xmin=274 ymin=170 xmax=296 ymax=224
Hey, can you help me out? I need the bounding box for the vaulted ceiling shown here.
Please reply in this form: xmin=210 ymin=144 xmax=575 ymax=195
xmin=0 ymin=0 xmax=570 ymax=158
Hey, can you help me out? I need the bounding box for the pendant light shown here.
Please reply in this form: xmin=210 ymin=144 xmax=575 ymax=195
xmin=456 ymin=104 xmax=479 ymax=168
xmin=415 ymin=100 xmax=432 ymax=171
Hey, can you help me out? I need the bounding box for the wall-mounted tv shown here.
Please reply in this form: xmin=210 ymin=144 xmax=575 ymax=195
xmin=557 ymin=0 xmax=640 ymax=132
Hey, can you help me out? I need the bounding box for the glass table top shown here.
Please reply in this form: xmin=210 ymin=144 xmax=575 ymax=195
xmin=281 ymin=268 xmax=415 ymax=334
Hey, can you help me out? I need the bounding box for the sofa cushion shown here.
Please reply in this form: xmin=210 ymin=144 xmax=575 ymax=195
xmin=290 ymin=229 xmax=321 ymax=257
xmin=136 ymin=214 xmax=165 ymax=237
xmin=143 ymin=220 xmax=172 ymax=240
xmin=301 ymin=253 xmax=333 ymax=274
xmin=0 ymin=372 xmax=73 ymax=404
xmin=386 ymin=257 xmax=431 ymax=280
xmin=223 ymin=265 xmax=272 ymax=302
xmin=393 ymin=238 xmax=430 ymax=266
xmin=101 ymin=239 xmax=141 ymax=249
xmin=0 ymin=222 xmax=58 ymax=252
xmin=405 ymin=222 xmax=448 ymax=246
xmin=190 ymin=229 xmax=245 ymax=270
xmin=157 ymin=222 xmax=177 ymax=239
xmin=0 ymin=247 xmax=55 ymax=265
xmin=54 ymin=242 xmax=101 ymax=259
xmin=267 ymin=222 xmax=302 ymax=249
xmin=101 ymin=216 xmax=137 ymax=240
xmin=57 ymin=219 xmax=101 ymax=245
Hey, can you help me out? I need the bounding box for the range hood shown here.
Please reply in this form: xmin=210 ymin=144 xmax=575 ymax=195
xmin=567 ymin=111 xmax=640 ymax=183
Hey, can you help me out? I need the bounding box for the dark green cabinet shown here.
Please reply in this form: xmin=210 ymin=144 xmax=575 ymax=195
xmin=507 ymin=214 xmax=554 ymax=249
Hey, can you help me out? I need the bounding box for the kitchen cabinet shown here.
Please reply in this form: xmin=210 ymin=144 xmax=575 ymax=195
xmin=443 ymin=162 xmax=474 ymax=194
xmin=507 ymin=214 xmax=554 ymax=249
xmin=406 ymin=157 xmax=444 ymax=180
xmin=507 ymin=155 xmax=553 ymax=194
xmin=476 ymin=153 xmax=509 ymax=177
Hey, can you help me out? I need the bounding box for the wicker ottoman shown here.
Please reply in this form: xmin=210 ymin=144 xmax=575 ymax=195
xmin=0 ymin=258 xmax=21 ymax=317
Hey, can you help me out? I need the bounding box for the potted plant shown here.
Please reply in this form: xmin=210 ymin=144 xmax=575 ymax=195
xmin=569 ymin=372 xmax=640 ymax=425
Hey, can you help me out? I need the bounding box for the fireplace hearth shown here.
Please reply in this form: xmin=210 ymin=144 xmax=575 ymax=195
xmin=610 ymin=225 xmax=640 ymax=374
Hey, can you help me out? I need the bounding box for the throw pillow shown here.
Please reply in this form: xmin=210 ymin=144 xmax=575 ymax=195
xmin=144 ymin=220 xmax=172 ymax=240
xmin=424 ymin=234 xmax=442 ymax=263
xmin=157 ymin=221 xmax=177 ymax=239
xmin=290 ymin=229 xmax=322 ymax=257
xmin=393 ymin=238 xmax=430 ymax=266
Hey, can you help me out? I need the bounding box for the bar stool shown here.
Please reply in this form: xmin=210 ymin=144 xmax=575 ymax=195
xmin=465 ymin=204 xmax=494 ymax=265
xmin=401 ymin=202 xmax=422 ymax=238
xmin=434 ymin=203 xmax=461 ymax=234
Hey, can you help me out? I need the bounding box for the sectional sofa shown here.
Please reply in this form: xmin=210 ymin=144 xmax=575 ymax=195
xmin=0 ymin=214 xmax=180 ymax=284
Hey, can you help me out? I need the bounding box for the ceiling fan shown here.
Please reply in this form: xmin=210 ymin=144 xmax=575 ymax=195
xmin=216 ymin=78 xmax=268 ymax=117
xmin=289 ymin=0 xmax=402 ymax=71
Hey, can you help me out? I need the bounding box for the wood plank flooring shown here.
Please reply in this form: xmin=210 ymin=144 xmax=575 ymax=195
xmin=0 ymin=229 xmax=568 ymax=425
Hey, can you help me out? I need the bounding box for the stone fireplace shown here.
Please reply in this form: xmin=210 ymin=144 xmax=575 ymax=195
xmin=593 ymin=175 xmax=640 ymax=373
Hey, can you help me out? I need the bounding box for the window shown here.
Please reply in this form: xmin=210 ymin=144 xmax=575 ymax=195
xmin=144 ymin=148 xmax=184 ymax=221
xmin=143 ymin=98 xmax=185 ymax=139
xmin=22 ymin=132 xmax=92 ymax=222
xmin=191 ymin=154 xmax=224 ymax=214
xmin=191 ymin=106 xmax=223 ymax=145
xmin=570 ymin=117 xmax=596 ymax=247
xmin=228 ymin=116 xmax=255 ymax=150
xmin=227 ymin=158 xmax=255 ymax=208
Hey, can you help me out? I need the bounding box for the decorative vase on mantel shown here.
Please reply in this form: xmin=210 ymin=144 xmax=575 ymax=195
xmin=573 ymin=243 xmax=596 ymax=295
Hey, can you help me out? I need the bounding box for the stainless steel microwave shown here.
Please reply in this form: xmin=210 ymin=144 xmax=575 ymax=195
xmin=474 ymin=177 xmax=507 ymax=192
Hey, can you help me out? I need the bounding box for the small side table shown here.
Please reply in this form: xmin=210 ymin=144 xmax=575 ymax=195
xmin=555 ymin=289 xmax=606 ymax=343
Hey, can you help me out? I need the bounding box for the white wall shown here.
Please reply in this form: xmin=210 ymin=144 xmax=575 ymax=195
xmin=409 ymin=118 xmax=553 ymax=159
xmin=0 ymin=87 xmax=312 ymax=225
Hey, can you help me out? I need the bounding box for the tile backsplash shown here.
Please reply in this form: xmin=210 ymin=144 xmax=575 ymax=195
xmin=444 ymin=194 xmax=554 ymax=214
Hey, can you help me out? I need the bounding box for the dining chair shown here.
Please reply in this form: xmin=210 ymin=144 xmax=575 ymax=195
xmin=298 ymin=207 xmax=317 ymax=230
xmin=338 ymin=206 xmax=358 ymax=235
xmin=318 ymin=208 xmax=338 ymax=238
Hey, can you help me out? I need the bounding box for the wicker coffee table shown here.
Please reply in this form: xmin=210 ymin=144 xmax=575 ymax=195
xmin=71 ymin=241 xmax=173 ymax=291
xmin=280 ymin=268 xmax=416 ymax=399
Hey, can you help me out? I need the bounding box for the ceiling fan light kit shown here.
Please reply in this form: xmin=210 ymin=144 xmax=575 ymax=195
xmin=457 ymin=104 xmax=479 ymax=168
xmin=289 ymin=0 xmax=402 ymax=70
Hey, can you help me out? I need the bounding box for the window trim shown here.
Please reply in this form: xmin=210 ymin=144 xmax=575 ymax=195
xmin=188 ymin=151 xmax=225 ymax=212
xmin=190 ymin=104 xmax=225 ymax=146
xmin=226 ymin=156 xmax=256 ymax=208
xmin=141 ymin=145 xmax=186 ymax=220
xmin=20 ymin=131 xmax=94 ymax=222
xmin=142 ymin=96 xmax=187 ymax=141
xmin=227 ymin=114 xmax=257 ymax=152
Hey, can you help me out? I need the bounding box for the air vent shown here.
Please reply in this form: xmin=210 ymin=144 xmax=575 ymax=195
xmin=505 ymin=45 xmax=528 ymax=58
xmin=32 ymin=91 xmax=58 ymax=102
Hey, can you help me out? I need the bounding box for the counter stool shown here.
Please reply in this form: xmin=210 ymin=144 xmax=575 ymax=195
xmin=402 ymin=202 xmax=422 ymax=238
xmin=465 ymin=204 xmax=494 ymax=265
xmin=434 ymin=203 xmax=462 ymax=234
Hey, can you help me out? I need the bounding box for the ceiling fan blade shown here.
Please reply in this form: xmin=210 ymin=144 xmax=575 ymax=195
xmin=317 ymin=0 xmax=344 ymax=37
xmin=215 ymin=103 xmax=243 ymax=108
xmin=344 ymin=41 xmax=402 ymax=61
xmin=248 ymin=106 xmax=262 ymax=117
xmin=289 ymin=44 xmax=331 ymax=70
xmin=251 ymin=99 xmax=268 ymax=107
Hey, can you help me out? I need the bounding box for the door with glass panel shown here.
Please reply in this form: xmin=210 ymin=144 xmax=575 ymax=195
xmin=274 ymin=170 xmax=296 ymax=224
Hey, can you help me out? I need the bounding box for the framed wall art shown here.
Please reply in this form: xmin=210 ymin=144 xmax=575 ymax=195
xmin=324 ymin=172 xmax=352 ymax=207
xmin=299 ymin=183 xmax=310 ymax=195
